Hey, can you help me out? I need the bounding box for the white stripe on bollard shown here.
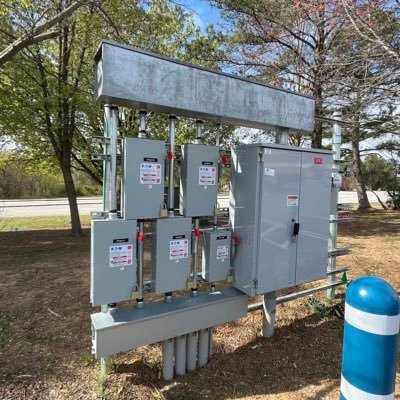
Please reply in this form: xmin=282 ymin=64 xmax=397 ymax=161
xmin=341 ymin=374 xmax=395 ymax=400
xmin=345 ymin=302 xmax=400 ymax=336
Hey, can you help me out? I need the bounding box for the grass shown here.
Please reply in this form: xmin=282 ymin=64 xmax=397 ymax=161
xmin=0 ymin=214 xmax=92 ymax=230
xmin=0 ymin=210 xmax=398 ymax=399
xmin=357 ymin=212 xmax=400 ymax=220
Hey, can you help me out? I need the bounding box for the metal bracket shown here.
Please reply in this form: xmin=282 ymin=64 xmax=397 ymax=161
xmin=330 ymin=217 xmax=353 ymax=223
xmin=91 ymin=136 xmax=111 ymax=145
xmin=328 ymin=248 xmax=352 ymax=258
xmin=326 ymin=267 xmax=349 ymax=276
xmin=90 ymin=211 xmax=108 ymax=219
xmin=337 ymin=203 xmax=353 ymax=211
xmin=91 ymin=153 xmax=111 ymax=161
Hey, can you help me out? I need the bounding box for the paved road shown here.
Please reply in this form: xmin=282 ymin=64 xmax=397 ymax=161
xmin=0 ymin=191 xmax=390 ymax=217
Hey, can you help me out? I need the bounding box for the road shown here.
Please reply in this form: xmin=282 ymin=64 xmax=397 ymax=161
xmin=0 ymin=191 xmax=390 ymax=217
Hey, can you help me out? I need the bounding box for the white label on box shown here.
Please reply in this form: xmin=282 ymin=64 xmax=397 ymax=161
xmin=109 ymin=244 xmax=133 ymax=268
xmin=264 ymin=168 xmax=275 ymax=176
xmin=264 ymin=148 xmax=272 ymax=154
xmin=199 ymin=166 xmax=216 ymax=186
xmin=216 ymin=245 xmax=229 ymax=260
xmin=287 ymin=195 xmax=299 ymax=207
xmin=140 ymin=163 xmax=162 ymax=184
xmin=169 ymin=239 xmax=189 ymax=261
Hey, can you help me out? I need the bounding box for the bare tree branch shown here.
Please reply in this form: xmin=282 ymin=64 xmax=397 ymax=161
xmin=0 ymin=0 xmax=99 ymax=67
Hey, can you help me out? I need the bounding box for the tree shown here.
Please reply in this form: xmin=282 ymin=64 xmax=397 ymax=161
xmin=0 ymin=0 xmax=226 ymax=235
xmin=0 ymin=0 xmax=101 ymax=67
xmin=211 ymin=0 xmax=350 ymax=148
xmin=339 ymin=0 xmax=400 ymax=62
xmin=362 ymin=153 xmax=400 ymax=209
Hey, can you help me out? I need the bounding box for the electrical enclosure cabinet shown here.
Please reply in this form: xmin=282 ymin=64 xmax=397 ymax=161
xmin=179 ymin=144 xmax=219 ymax=217
xmin=91 ymin=219 xmax=137 ymax=306
xmin=202 ymin=229 xmax=232 ymax=282
xmin=230 ymin=144 xmax=332 ymax=297
xmin=123 ymin=137 xmax=165 ymax=220
xmin=152 ymin=217 xmax=192 ymax=294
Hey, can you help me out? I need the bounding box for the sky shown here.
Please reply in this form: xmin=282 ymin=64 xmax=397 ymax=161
xmin=173 ymin=0 xmax=222 ymax=30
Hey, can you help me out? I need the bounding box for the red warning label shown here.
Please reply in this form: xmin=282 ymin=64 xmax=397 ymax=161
xmin=314 ymin=157 xmax=323 ymax=165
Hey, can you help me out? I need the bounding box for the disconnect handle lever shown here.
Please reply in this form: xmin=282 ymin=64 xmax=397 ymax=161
xmin=293 ymin=222 xmax=300 ymax=236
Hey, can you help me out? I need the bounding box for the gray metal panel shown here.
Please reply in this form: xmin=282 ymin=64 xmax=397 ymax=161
xmin=91 ymin=219 xmax=137 ymax=306
xmin=237 ymin=143 xmax=333 ymax=155
xmin=295 ymin=152 xmax=332 ymax=284
xmin=95 ymin=41 xmax=315 ymax=132
xmin=91 ymin=287 xmax=248 ymax=358
xmin=201 ymin=229 xmax=231 ymax=282
xmin=179 ymin=144 xmax=219 ymax=217
xmin=256 ymin=147 xmax=301 ymax=293
xmin=152 ymin=217 xmax=192 ymax=294
xmin=230 ymin=146 xmax=261 ymax=296
xmin=123 ymin=137 xmax=165 ymax=220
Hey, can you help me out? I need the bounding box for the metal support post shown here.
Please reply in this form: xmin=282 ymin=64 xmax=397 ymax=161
xmin=328 ymin=111 xmax=342 ymax=300
xmin=276 ymin=128 xmax=289 ymax=145
xmin=105 ymin=105 xmax=118 ymax=214
xmin=175 ymin=335 xmax=187 ymax=376
xmin=262 ymin=291 xmax=276 ymax=338
xmin=168 ymin=116 xmax=176 ymax=217
xmin=208 ymin=284 xmax=216 ymax=358
xmin=100 ymin=104 xmax=119 ymax=376
xmin=186 ymin=331 xmax=198 ymax=372
xmin=191 ymin=120 xmax=203 ymax=295
xmin=162 ymin=338 xmax=174 ymax=380
xmin=136 ymin=111 xmax=147 ymax=308
xmin=198 ymin=328 xmax=209 ymax=368
xmin=138 ymin=110 xmax=147 ymax=138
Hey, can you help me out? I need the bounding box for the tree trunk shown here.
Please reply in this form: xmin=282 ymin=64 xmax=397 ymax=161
xmin=312 ymin=82 xmax=323 ymax=149
xmin=61 ymin=162 xmax=82 ymax=236
xmin=352 ymin=139 xmax=371 ymax=210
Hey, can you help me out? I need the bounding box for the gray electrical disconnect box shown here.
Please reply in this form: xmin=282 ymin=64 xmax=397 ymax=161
xmin=179 ymin=144 xmax=219 ymax=217
xmin=123 ymin=137 xmax=165 ymax=220
xmin=91 ymin=218 xmax=137 ymax=306
xmin=230 ymin=144 xmax=332 ymax=297
xmin=201 ymin=229 xmax=232 ymax=282
xmin=152 ymin=217 xmax=192 ymax=294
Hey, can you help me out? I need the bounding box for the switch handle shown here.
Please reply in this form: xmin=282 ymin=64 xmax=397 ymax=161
xmin=293 ymin=222 xmax=300 ymax=236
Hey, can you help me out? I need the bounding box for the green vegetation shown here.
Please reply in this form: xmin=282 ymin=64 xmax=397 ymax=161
xmin=1 ymin=215 xmax=92 ymax=231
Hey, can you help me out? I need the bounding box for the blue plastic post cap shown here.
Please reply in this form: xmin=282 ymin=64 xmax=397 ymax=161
xmin=346 ymin=276 xmax=399 ymax=316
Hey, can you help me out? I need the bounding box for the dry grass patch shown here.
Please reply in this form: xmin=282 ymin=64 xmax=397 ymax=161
xmin=0 ymin=211 xmax=399 ymax=399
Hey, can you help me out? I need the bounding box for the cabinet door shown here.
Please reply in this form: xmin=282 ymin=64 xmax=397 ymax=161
xmin=296 ymin=152 xmax=331 ymax=284
xmin=256 ymin=148 xmax=301 ymax=294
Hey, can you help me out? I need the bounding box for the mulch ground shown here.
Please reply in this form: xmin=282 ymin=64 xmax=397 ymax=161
xmin=0 ymin=210 xmax=399 ymax=400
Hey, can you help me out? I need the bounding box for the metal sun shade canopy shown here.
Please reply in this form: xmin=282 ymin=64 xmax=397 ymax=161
xmin=94 ymin=40 xmax=315 ymax=132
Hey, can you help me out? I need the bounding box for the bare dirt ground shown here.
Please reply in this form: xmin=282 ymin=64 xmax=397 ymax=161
xmin=0 ymin=211 xmax=399 ymax=400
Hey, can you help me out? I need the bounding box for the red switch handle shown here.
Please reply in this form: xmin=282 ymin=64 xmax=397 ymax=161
xmin=167 ymin=151 xmax=174 ymax=160
xmin=221 ymin=155 xmax=229 ymax=165
xmin=138 ymin=231 xmax=144 ymax=241
xmin=233 ymin=235 xmax=241 ymax=244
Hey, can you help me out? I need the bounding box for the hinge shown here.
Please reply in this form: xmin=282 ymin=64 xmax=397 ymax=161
xmin=252 ymin=279 xmax=258 ymax=288
xmin=258 ymin=152 xmax=264 ymax=163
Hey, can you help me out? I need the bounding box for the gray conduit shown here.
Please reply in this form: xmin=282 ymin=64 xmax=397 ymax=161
xmin=175 ymin=335 xmax=187 ymax=376
xmin=186 ymin=331 xmax=198 ymax=371
xmin=198 ymin=328 xmax=209 ymax=367
xmin=162 ymin=338 xmax=174 ymax=380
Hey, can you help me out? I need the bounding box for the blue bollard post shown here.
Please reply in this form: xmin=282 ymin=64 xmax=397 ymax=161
xmin=340 ymin=276 xmax=399 ymax=400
